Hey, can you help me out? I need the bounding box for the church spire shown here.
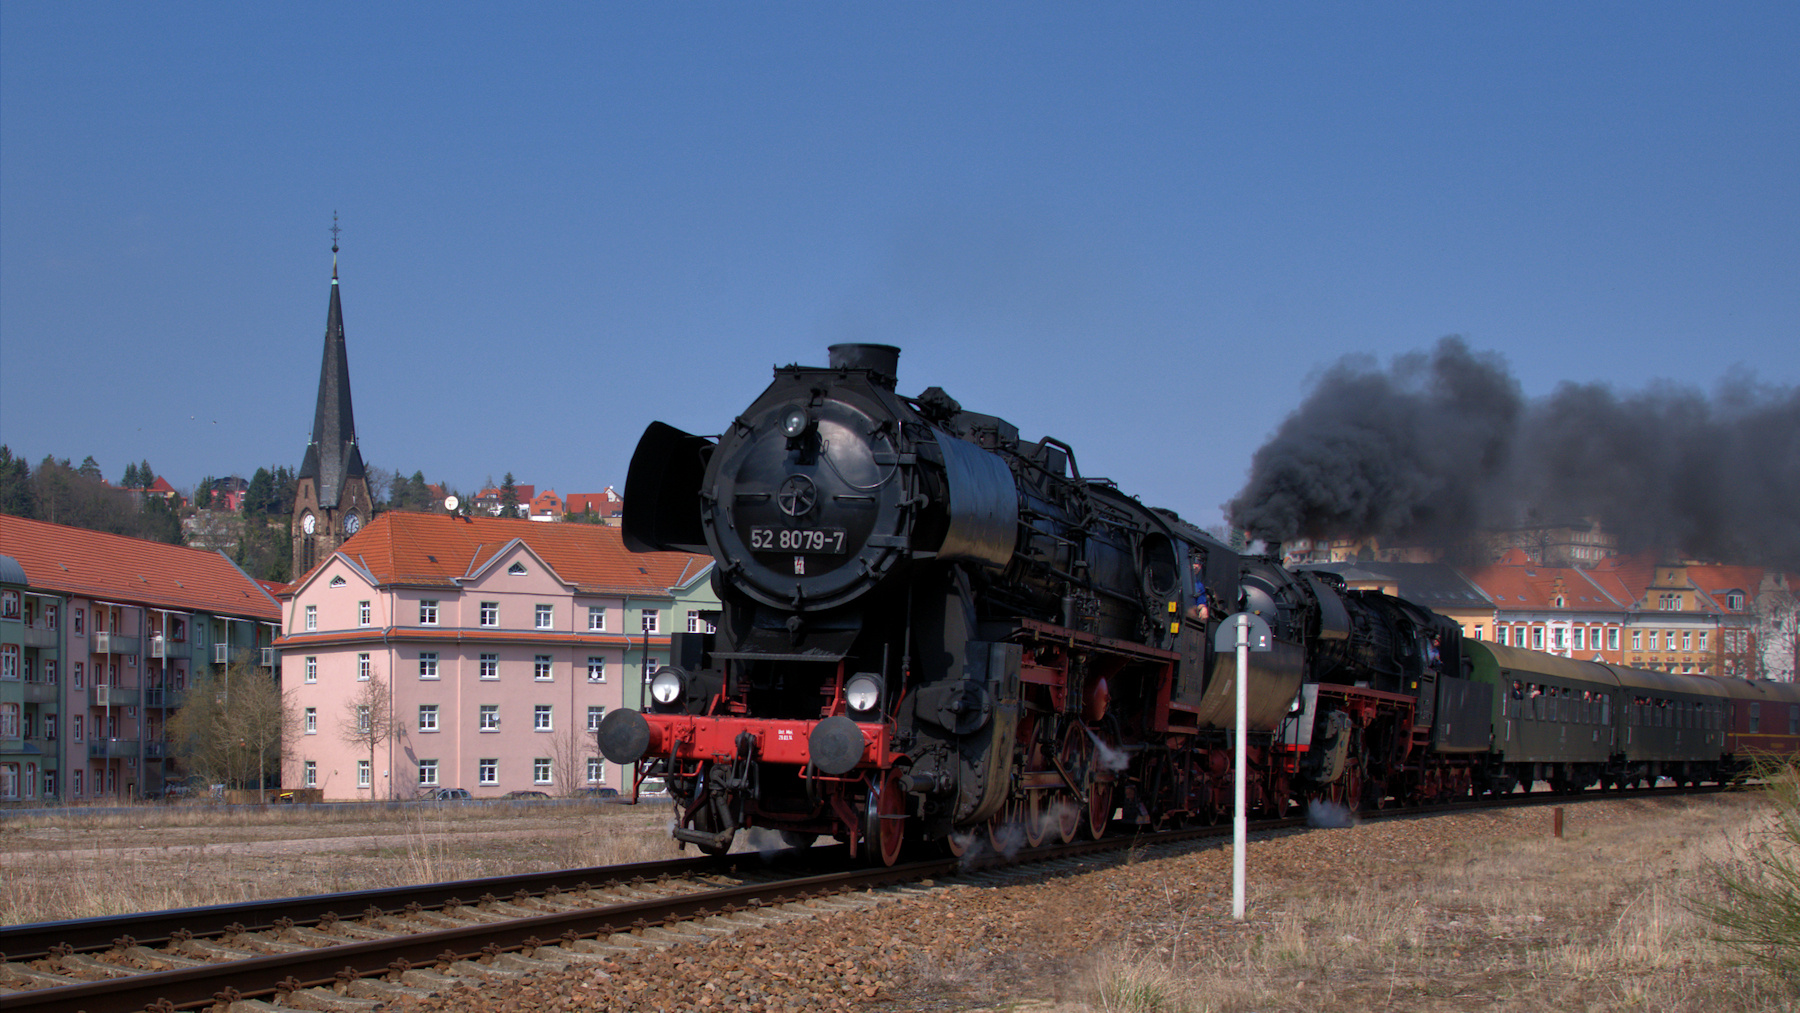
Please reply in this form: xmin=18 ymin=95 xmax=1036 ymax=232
xmin=293 ymin=215 xmax=374 ymax=578
xmin=298 ymin=217 xmax=365 ymax=513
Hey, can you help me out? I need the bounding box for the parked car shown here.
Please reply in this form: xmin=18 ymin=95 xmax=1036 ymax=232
xmin=426 ymin=787 xmax=472 ymax=801
xmin=501 ymin=790 xmax=550 ymax=800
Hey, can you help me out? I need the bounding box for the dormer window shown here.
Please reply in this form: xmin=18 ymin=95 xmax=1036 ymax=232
xmin=1727 ymin=592 xmax=1746 ymax=611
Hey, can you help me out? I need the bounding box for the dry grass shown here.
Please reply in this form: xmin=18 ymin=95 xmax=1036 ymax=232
xmin=1077 ymin=797 xmax=1797 ymax=1013
xmin=0 ymin=800 xmax=684 ymax=926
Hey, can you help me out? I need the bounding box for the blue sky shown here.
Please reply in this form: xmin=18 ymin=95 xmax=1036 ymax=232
xmin=3 ymin=4 xmax=1795 ymax=529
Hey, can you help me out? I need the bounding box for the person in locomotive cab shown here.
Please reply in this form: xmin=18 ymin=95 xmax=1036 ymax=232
xmin=1187 ymin=558 xmax=1211 ymax=622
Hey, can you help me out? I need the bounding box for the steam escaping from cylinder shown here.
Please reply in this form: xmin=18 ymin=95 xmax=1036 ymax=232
xmin=1087 ymin=730 xmax=1132 ymax=774
xmin=1226 ymin=337 xmax=1800 ymax=567
xmin=1306 ymin=799 xmax=1360 ymax=829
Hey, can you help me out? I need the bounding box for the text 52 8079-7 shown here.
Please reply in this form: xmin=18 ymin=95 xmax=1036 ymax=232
xmin=749 ymin=526 xmax=847 ymax=553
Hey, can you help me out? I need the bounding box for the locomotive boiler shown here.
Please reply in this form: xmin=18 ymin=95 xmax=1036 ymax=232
xmin=598 ymin=344 xmax=1471 ymax=863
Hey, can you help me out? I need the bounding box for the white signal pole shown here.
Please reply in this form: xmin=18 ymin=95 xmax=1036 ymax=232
xmin=1216 ymin=612 xmax=1270 ymax=922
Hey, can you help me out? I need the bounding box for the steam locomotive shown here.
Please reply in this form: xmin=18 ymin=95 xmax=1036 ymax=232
xmin=598 ymin=344 xmax=1798 ymax=864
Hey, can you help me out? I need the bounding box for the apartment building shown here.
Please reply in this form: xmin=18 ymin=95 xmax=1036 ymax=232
xmin=276 ymin=511 xmax=715 ymax=800
xmin=0 ymin=515 xmax=282 ymax=802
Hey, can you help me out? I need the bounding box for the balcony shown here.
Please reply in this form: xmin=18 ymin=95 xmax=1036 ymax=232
xmin=143 ymin=687 xmax=186 ymax=709
xmin=144 ymin=739 xmax=170 ymax=759
xmin=212 ymin=643 xmax=230 ymax=664
xmin=20 ymin=681 xmax=59 ymax=704
xmin=93 ymin=632 xmax=141 ymax=656
xmin=261 ymin=647 xmax=275 ymax=668
xmin=87 ymin=739 xmax=140 ymax=759
xmin=150 ymin=637 xmax=190 ymax=660
xmin=20 ymin=622 xmax=59 ymax=649
xmin=91 ymin=685 xmax=141 ymax=708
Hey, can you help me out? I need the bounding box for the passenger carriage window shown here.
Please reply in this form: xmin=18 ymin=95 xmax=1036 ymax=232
xmin=1750 ymin=702 xmax=1761 ymax=734
xmin=1790 ymin=705 xmax=1798 ymax=735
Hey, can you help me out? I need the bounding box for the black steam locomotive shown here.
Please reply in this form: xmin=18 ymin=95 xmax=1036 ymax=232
xmin=599 ymin=344 xmax=1789 ymax=864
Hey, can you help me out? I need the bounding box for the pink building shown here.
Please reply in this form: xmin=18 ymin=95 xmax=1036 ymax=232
xmin=276 ymin=511 xmax=714 ymax=799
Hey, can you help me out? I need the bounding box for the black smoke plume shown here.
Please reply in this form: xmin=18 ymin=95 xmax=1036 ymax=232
xmin=1226 ymin=337 xmax=1800 ymax=568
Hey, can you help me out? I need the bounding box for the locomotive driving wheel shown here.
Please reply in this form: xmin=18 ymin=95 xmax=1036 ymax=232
xmin=861 ymin=768 xmax=907 ymax=867
xmin=1053 ymin=725 xmax=1087 ymax=844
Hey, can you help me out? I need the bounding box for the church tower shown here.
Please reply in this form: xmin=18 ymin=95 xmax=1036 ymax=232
xmin=292 ymin=224 xmax=373 ymax=577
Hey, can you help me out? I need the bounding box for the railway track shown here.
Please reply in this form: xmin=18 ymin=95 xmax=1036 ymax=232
xmin=0 ymin=784 xmax=1718 ymax=1012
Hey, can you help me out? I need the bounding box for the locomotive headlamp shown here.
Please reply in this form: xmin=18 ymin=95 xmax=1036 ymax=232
xmin=781 ymin=407 xmax=811 ymax=439
xmin=844 ymin=673 xmax=883 ymax=716
xmin=649 ymin=667 xmax=684 ymax=706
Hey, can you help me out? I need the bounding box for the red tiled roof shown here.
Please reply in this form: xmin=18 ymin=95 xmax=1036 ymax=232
xmin=0 ymin=514 xmax=280 ymax=620
xmin=1458 ymin=559 xmax=1623 ymax=612
xmin=302 ymin=511 xmax=707 ymax=595
xmin=564 ymin=492 xmax=623 ymax=515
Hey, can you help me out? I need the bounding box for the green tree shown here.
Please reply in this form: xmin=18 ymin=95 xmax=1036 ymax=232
xmin=123 ymin=462 xmax=141 ymax=489
xmin=0 ymin=446 xmax=35 ymax=518
xmin=500 ymin=472 xmax=520 ymax=517
xmin=139 ymin=460 xmax=155 ymax=489
xmin=78 ymin=455 xmax=102 ymax=480
xmin=244 ymin=467 xmax=276 ymax=516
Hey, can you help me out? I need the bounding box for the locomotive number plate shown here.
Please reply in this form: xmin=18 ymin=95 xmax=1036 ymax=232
xmin=749 ymin=526 xmax=848 ymax=553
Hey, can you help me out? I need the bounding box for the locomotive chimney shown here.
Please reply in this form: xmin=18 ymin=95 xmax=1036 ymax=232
xmin=828 ymin=343 xmax=901 ymax=390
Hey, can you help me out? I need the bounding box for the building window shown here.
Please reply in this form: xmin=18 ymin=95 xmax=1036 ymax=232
xmin=535 ymin=604 xmax=553 ymax=629
xmin=534 ymin=758 xmax=552 ymax=784
xmin=480 ymin=602 xmax=498 ymax=627
xmin=304 ymin=761 xmax=317 ymax=788
xmin=1551 ymin=627 xmax=1566 ymax=650
xmin=72 ymin=769 xmax=82 ymax=795
xmin=1728 ymin=592 xmax=1746 ymax=611
xmin=642 ymin=655 xmax=659 ymax=681
xmin=509 ymin=562 xmax=527 ymax=576
xmin=0 ymin=705 xmax=17 ymax=739
xmin=0 ymin=645 xmax=15 ymax=680
xmin=305 ymin=656 xmax=317 ymax=683
xmin=1632 ymin=630 xmax=1643 ymax=651
xmin=43 ymin=713 xmax=55 ymax=739
xmin=356 ymin=705 xmax=371 ymax=734
xmin=1531 ymin=627 xmax=1544 ymax=651
xmin=587 ymin=705 xmax=606 ymax=732
xmin=479 ymin=704 xmax=499 ymax=731
xmin=1648 ymin=631 xmax=1659 ymax=651
xmin=641 ymin=609 xmax=659 ymax=634
xmin=418 ymin=759 xmax=438 ymax=786
xmin=1473 ymin=625 xmax=1484 ymax=641
xmin=534 ymin=704 xmax=552 ymax=731
xmin=588 ymin=606 xmax=606 ymax=632
xmin=1698 ymin=632 xmax=1709 ymax=652
xmin=0 ymin=590 xmax=16 ymax=619
xmin=305 ymin=605 xmax=317 ymax=631
xmin=304 ymin=707 xmax=317 ymax=734
xmin=1496 ymin=627 xmax=1508 ymax=647
xmin=359 ymin=601 xmax=371 ymax=626
xmin=357 ymin=761 xmax=371 ymax=788
xmin=419 ymin=652 xmax=439 ymax=680
xmin=418 ymin=704 xmax=439 ymax=732
xmin=535 ymin=655 xmax=553 ymax=681
xmin=1681 ymin=631 xmax=1691 ymax=652
xmin=73 ymin=608 xmax=84 ymax=635
xmin=480 ymin=654 xmax=498 ymax=680
xmin=687 ymin=610 xmax=701 ymax=633
xmin=479 ymin=759 xmax=498 ymax=784
xmin=588 ymin=657 xmax=605 ymax=683
xmin=73 ymin=715 xmax=83 ymax=741
xmin=43 ymin=660 xmax=57 ymax=684
xmin=358 ymin=653 xmax=371 ymax=681
xmin=587 ymin=757 xmax=605 ymax=784
xmin=1609 ymin=628 xmax=1619 ymax=651
xmin=1572 ymin=627 xmax=1584 ymax=651
xmin=420 ymin=601 xmax=439 ymax=625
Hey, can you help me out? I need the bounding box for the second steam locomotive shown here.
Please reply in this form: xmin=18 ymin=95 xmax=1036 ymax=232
xmin=599 ymin=344 xmax=1795 ymax=864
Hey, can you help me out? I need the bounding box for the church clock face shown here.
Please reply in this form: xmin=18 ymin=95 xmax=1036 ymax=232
xmin=301 ymin=512 xmax=317 ymax=535
xmin=344 ymin=513 xmax=361 ymax=535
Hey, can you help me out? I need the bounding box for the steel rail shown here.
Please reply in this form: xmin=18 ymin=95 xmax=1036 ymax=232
xmin=0 ymin=782 xmax=1725 ymax=1012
